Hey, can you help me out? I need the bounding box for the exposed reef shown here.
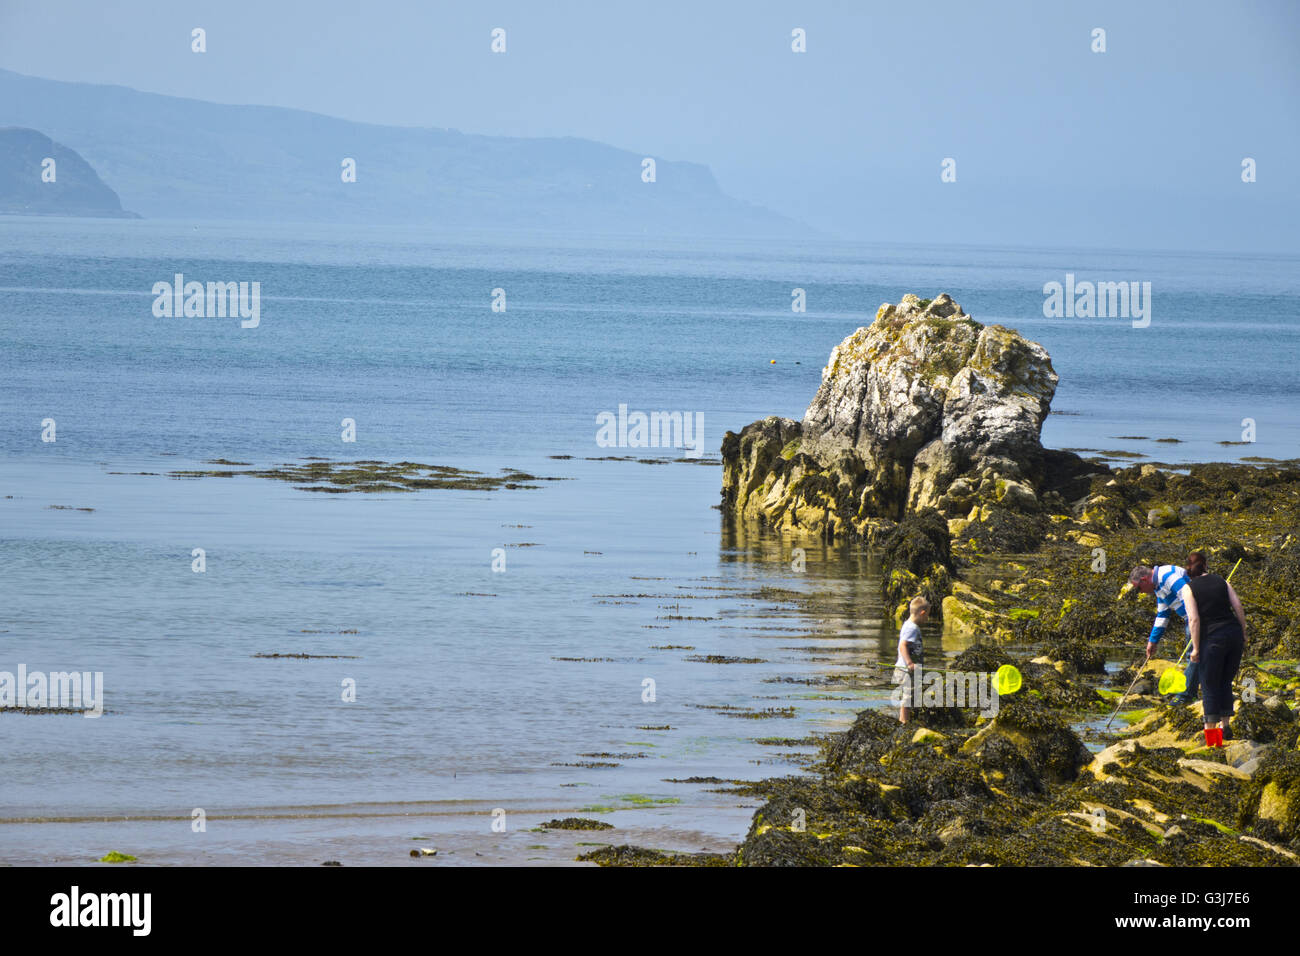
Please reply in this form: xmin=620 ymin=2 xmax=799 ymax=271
xmin=161 ymin=459 xmax=565 ymax=493
xmin=721 ymin=294 xmax=1105 ymax=620
xmin=590 ymin=295 xmax=1300 ymax=866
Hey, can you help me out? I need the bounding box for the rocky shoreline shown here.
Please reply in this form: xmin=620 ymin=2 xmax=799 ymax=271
xmin=584 ymin=295 xmax=1300 ymax=866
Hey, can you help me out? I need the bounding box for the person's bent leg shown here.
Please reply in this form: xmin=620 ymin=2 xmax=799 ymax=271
xmin=1176 ymin=658 xmax=1201 ymax=705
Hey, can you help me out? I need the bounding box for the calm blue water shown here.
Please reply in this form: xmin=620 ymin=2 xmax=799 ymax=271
xmin=1 ymin=217 xmax=1297 ymax=864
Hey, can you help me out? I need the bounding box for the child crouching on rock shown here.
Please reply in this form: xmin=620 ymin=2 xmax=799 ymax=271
xmin=895 ymin=596 xmax=930 ymax=724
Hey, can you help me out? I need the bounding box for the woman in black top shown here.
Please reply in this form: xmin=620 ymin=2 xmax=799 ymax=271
xmin=1188 ymin=570 xmax=1247 ymax=748
xmin=1173 ymin=551 xmax=1209 ymax=706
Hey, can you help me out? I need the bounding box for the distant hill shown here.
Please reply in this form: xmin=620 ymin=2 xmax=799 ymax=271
xmin=0 ymin=126 xmax=137 ymax=218
xmin=0 ymin=68 xmax=808 ymax=237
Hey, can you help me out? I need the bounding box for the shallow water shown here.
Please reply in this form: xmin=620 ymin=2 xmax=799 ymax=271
xmin=1 ymin=219 xmax=1296 ymax=864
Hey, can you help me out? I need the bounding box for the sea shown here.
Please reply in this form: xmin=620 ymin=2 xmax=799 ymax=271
xmin=2 ymin=217 xmax=1297 ymax=864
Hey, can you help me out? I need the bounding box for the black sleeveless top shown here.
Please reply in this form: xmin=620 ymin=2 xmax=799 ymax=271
xmin=1189 ymin=573 xmax=1238 ymax=632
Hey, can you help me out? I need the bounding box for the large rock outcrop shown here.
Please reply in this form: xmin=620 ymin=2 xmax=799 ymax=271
xmin=722 ymin=295 xmax=1101 ymax=567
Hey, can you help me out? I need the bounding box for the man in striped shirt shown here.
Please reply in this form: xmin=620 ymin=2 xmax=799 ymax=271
xmin=1129 ymin=564 xmax=1201 ymax=665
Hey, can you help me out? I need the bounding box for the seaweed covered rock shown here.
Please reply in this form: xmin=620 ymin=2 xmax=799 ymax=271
xmin=1238 ymin=748 xmax=1300 ymax=845
xmin=539 ymin=817 xmax=614 ymax=831
xmin=1063 ymin=741 xmax=1295 ymax=865
xmin=1125 ymin=702 xmax=1223 ymax=751
xmin=941 ymin=581 xmax=1003 ymax=639
xmin=739 ymin=775 xmax=899 ymax=866
xmin=1042 ymin=640 xmax=1107 ymax=674
xmin=1077 ymin=476 xmax=1148 ymax=532
xmin=961 ymin=695 xmax=1092 ymax=784
xmin=719 ymin=416 xmax=834 ymax=536
xmin=1230 ymin=699 xmax=1296 ymax=745
xmin=890 ymin=746 xmax=994 ymax=817
xmin=1229 ymin=531 xmax=1300 ymax=657
xmin=617 ymin=684 xmax=1295 ymax=868
xmin=909 ymin=698 xmax=981 ymax=730
xmin=1018 ymin=582 xmax=1150 ymax=647
xmin=577 ymin=845 xmax=735 ymax=867
xmin=1020 ymin=660 xmax=1110 ymax=712
xmin=972 ymin=729 xmax=1049 ymax=796
xmin=951 ymin=642 xmax=1015 ymax=672
xmin=721 ymin=295 xmax=1078 ymax=543
xmin=954 ymin=505 xmax=1050 ymax=554
xmin=877 ymin=507 xmax=954 ymax=617
xmin=821 ymin=708 xmax=903 ymax=776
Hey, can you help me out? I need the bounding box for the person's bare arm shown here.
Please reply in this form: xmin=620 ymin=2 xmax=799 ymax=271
xmin=1227 ymin=583 xmax=1247 ymax=642
xmin=1181 ymin=585 xmax=1201 ymax=660
xmin=899 ymin=637 xmax=915 ymax=669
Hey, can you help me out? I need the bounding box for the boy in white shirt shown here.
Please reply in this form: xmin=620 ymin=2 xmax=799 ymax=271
xmin=895 ymin=595 xmax=930 ymax=724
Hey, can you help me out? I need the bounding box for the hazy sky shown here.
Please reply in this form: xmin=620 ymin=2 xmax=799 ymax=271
xmin=2 ymin=0 xmax=1298 ymax=249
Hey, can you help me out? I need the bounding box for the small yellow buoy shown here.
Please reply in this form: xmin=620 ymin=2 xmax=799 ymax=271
xmin=770 ymin=359 xmax=776 ymax=364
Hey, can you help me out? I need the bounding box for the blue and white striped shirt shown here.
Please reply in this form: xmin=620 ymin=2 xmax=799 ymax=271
xmin=1148 ymin=564 xmax=1190 ymax=644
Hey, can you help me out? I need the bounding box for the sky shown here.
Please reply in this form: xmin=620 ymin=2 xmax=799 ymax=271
xmin=2 ymin=0 xmax=1298 ymax=250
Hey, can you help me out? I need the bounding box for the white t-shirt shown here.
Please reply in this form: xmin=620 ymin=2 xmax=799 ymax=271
xmin=895 ymin=618 xmax=922 ymax=668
